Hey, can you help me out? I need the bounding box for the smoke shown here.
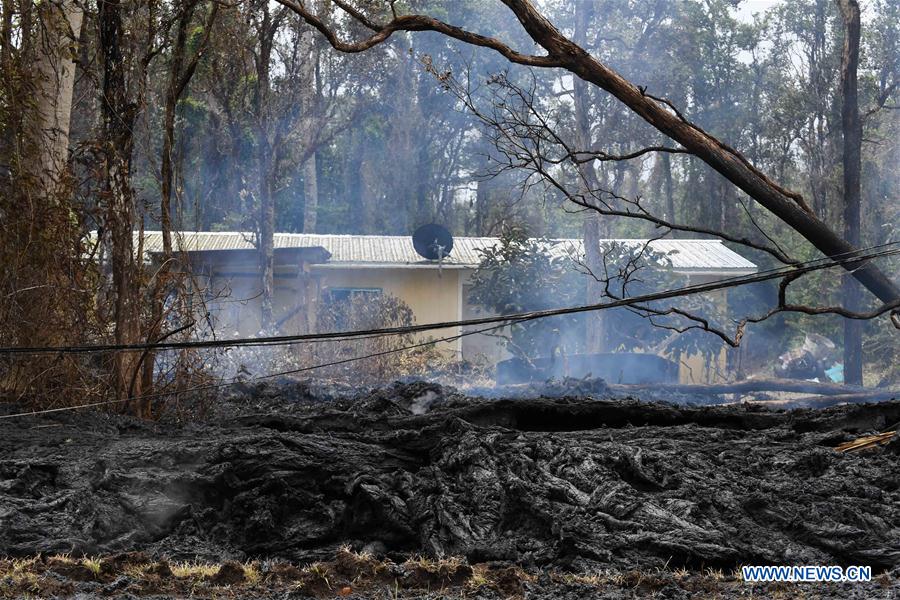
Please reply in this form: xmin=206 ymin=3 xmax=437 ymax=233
xmin=134 ymin=0 xmax=897 ymax=390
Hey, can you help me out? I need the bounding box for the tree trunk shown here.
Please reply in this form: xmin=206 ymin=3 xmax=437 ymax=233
xmin=3 ymin=1 xmax=83 ymax=397
xmin=1 ymin=2 xmax=13 ymax=69
xmin=159 ymin=2 xmax=203 ymax=259
xmin=836 ymin=0 xmax=863 ymax=385
xmin=662 ymin=151 xmax=675 ymax=223
xmin=144 ymin=3 xmax=195 ymax=395
xmin=253 ymin=6 xmax=278 ymax=331
xmin=474 ymin=178 xmax=493 ymax=236
xmin=573 ymin=1 xmax=605 ymax=354
xmin=299 ymin=26 xmax=319 ymax=234
xmin=346 ymin=131 xmax=366 ymax=232
xmin=258 ymin=137 xmax=276 ymax=331
xmin=143 ymin=0 xmax=216 ymax=393
xmin=26 ymin=0 xmax=83 ymax=197
xmin=302 ymin=153 xmax=318 ymax=233
xmin=360 ymin=157 xmax=378 ymax=232
xmin=99 ymin=0 xmax=143 ymax=414
xmin=808 ymin=0 xmax=830 ymax=220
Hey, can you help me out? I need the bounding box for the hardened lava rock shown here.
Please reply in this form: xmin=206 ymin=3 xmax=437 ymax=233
xmin=1 ymin=381 xmax=898 ymax=574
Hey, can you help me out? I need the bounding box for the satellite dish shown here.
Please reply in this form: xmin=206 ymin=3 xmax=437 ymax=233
xmin=413 ymin=224 xmax=454 ymax=261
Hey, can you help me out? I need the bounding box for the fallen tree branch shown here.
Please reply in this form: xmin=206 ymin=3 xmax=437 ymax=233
xmin=609 ymin=378 xmax=882 ymax=397
xmin=759 ymin=390 xmax=899 ymax=410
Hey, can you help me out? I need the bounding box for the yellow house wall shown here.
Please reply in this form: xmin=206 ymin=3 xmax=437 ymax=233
xmin=668 ymin=284 xmax=730 ymax=384
xmin=675 ymin=347 xmax=728 ymax=384
xmin=315 ymin=267 xmax=463 ymax=355
xmin=202 ymin=263 xmax=732 ymax=382
xmin=204 ymin=275 xmax=262 ymax=336
xmin=203 ymin=268 xmax=316 ymax=337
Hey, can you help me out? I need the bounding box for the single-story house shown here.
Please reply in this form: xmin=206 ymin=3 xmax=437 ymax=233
xmin=138 ymin=231 xmax=757 ymax=383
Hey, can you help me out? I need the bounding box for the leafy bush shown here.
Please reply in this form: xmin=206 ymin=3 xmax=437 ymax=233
xmin=468 ymin=227 xmax=585 ymax=361
xmin=468 ymin=227 xmax=729 ymax=366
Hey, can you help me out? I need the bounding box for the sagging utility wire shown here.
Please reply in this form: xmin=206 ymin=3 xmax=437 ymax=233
xmin=0 ymin=242 xmax=898 ymax=356
xmin=0 ymin=320 xmax=512 ymax=419
xmin=1 ymin=245 xmax=898 ymax=420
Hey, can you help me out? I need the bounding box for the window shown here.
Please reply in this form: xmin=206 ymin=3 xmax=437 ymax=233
xmin=325 ymin=287 xmax=383 ymax=302
xmin=321 ymin=287 xmax=384 ymax=331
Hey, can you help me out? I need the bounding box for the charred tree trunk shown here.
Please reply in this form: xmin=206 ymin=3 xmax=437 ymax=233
xmin=836 ymin=0 xmax=863 ymax=385
xmin=98 ymin=0 xmax=143 ymax=414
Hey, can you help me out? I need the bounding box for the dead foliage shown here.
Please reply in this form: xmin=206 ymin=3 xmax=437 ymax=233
xmin=213 ymin=293 xmax=458 ymax=387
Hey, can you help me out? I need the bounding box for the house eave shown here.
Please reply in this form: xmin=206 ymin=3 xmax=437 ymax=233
xmin=311 ymin=262 xmax=759 ymax=276
xmin=670 ymin=267 xmax=759 ymax=276
xmin=311 ymin=262 xmax=474 ymax=270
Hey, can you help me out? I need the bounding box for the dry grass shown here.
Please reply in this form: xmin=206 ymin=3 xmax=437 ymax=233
xmin=3 ymin=557 xmax=41 ymax=588
xmin=243 ymin=561 xmax=261 ymax=585
xmin=0 ymin=551 xmax=893 ymax=599
xmin=169 ymin=560 xmax=220 ymax=579
xmin=81 ymin=557 xmax=102 ymax=576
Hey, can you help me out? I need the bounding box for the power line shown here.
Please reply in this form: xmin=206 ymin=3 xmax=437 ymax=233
xmin=0 ymin=320 xmax=509 ymax=420
xmin=0 ymin=243 xmax=897 ymax=356
xmin=2 ymin=244 xmax=898 ymax=420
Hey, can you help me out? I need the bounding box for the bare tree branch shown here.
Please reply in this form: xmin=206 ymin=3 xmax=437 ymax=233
xmin=277 ymin=0 xmax=560 ymax=66
xmin=275 ymin=0 xmax=900 ymax=306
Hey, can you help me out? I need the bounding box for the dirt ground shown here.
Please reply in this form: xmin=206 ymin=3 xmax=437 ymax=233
xmin=1 ymin=379 xmax=899 ymax=598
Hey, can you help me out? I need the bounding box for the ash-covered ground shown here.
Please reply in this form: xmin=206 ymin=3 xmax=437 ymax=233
xmin=1 ymin=379 xmax=899 ymax=598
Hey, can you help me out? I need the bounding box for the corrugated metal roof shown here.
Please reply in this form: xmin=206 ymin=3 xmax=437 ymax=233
xmin=137 ymin=231 xmax=757 ymax=272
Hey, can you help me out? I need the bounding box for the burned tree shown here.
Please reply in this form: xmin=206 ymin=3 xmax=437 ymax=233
xmin=835 ymin=0 xmax=863 ymax=385
xmin=97 ymin=0 xmax=145 ymax=409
